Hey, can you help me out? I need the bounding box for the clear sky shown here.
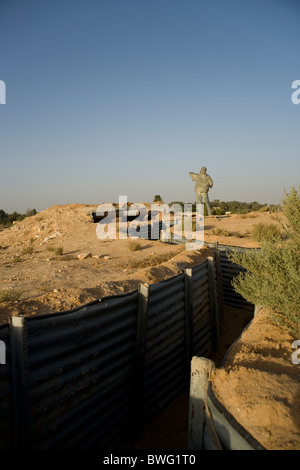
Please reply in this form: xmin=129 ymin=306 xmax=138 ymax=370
xmin=0 ymin=0 xmax=299 ymax=213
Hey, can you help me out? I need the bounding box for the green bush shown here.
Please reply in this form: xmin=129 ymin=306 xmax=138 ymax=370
xmin=229 ymin=187 xmax=300 ymax=338
xmin=251 ymin=222 xmax=281 ymax=242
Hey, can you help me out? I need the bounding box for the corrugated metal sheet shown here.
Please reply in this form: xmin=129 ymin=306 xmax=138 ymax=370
xmin=190 ymin=261 xmax=212 ymax=357
xmin=0 ymin=324 xmax=13 ymax=449
xmin=206 ymin=382 xmax=265 ymax=450
xmin=219 ymin=250 xmax=254 ymax=311
xmin=143 ymin=274 xmax=187 ymax=419
xmin=138 ymin=220 xmax=163 ymax=240
xmin=25 ymin=292 xmax=138 ymax=450
xmin=0 ymin=243 xmax=257 ymax=450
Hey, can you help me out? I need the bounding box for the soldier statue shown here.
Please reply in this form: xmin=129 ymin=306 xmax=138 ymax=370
xmin=189 ymin=167 xmax=213 ymax=215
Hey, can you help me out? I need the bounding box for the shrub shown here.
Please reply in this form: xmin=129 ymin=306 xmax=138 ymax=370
xmin=258 ymin=205 xmax=269 ymax=212
xmin=21 ymin=246 xmax=34 ymax=255
xmin=251 ymin=222 xmax=281 ymax=242
xmin=46 ymin=245 xmax=64 ymax=256
xmin=235 ymin=231 xmax=250 ymax=238
xmin=229 ymin=187 xmax=300 ymax=338
xmin=0 ymin=289 xmax=22 ymax=303
xmin=128 ymin=239 xmax=142 ymax=251
xmin=212 ymin=228 xmax=232 ymax=237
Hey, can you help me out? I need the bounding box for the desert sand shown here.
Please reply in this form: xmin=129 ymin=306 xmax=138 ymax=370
xmin=0 ymin=203 xmax=283 ymax=323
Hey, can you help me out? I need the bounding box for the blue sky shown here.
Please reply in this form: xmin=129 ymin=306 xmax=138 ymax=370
xmin=0 ymin=0 xmax=299 ymax=212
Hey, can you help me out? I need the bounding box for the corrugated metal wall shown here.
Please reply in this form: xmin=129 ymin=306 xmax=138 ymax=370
xmin=143 ymin=274 xmax=187 ymax=420
xmin=190 ymin=261 xmax=211 ymax=357
xmin=14 ymin=293 xmax=139 ymax=450
xmin=0 ymin=324 xmax=13 ymax=450
xmin=0 ymin=245 xmax=254 ymax=450
xmin=218 ymin=247 xmax=255 ymax=311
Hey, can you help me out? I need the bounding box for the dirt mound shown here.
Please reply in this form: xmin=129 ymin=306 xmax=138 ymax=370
xmin=212 ymin=308 xmax=300 ymax=450
xmin=0 ymin=204 xmax=285 ymax=323
xmin=0 ymin=204 xmax=212 ymax=323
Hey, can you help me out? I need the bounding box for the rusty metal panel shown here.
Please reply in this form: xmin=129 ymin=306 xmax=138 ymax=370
xmin=0 ymin=325 xmax=13 ymax=449
xmin=25 ymin=292 xmax=138 ymax=450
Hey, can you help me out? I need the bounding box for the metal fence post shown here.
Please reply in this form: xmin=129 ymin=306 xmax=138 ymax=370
xmin=10 ymin=316 xmax=30 ymax=449
xmin=207 ymin=256 xmax=219 ymax=351
xmin=135 ymin=282 xmax=149 ymax=435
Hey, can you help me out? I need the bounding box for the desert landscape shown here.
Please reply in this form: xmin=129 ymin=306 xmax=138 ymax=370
xmin=0 ymin=203 xmax=282 ymax=323
xmin=0 ymin=202 xmax=299 ymax=450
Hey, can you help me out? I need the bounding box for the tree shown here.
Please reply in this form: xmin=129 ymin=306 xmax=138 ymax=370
xmin=8 ymin=211 xmax=24 ymax=222
xmin=25 ymin=208 xmax=37 ymax=217
xmin=229 ymin=187 xmax=300 ymax=338
xmin=153 ymin=195 xmax=163 ymax=203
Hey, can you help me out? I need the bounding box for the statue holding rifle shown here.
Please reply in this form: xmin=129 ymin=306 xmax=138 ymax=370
xmin=189 ymin=167 xmax=213 ymax=216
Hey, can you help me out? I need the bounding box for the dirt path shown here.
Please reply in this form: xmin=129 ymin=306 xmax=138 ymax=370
xmin=123 ymin=305 xmax=254 ymax=450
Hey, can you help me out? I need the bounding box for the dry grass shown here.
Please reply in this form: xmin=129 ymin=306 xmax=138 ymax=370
xmin=46 ymin=245 xmax=64 ymax=256
xmin=212 ymin=228 xmax=232 ymax=237
xmin=21 ymin=246 xmax=34 ymax=256
xmin=127 ymin=239 xmax=142 ymax=251
xmin=251 ymin=223 xmax=281 ymax=242
xmin=0 ymin=289 xmax=23 ymax=303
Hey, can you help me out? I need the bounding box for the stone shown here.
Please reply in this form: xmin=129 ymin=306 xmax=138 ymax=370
xmin=78 ymin=252 xmax=92 ymax=260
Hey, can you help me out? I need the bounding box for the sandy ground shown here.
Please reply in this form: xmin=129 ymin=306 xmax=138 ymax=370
xmin=0 ymin=203 xmax=297 ymax=450
xmin=0 ymin=203 xmax=216 ymax=323
xmin=0 ymin=204 xmax=283 ymax=323
xmin=212 ymin=308 xmax=300 ymax=450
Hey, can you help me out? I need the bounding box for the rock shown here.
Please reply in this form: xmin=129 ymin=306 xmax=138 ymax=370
xmin=78 ymin=252 xmax=92 ymax=260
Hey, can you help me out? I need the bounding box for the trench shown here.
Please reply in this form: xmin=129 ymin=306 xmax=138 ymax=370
xmin=122 ymin=304 xmax=254 ymax=451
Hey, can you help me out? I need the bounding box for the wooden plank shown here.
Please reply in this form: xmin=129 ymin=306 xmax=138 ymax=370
xmin=188 ymin=356 xmax=215 ymax=450
xmin=203 ymin=405 xmax=223 ymax=450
